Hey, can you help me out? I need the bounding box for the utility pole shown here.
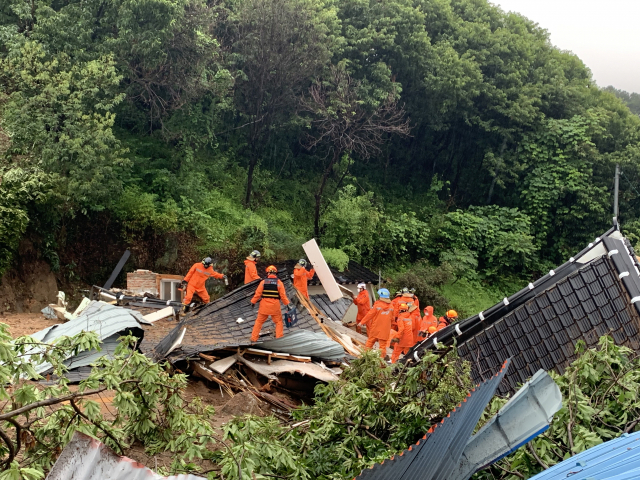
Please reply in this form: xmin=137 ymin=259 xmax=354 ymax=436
xmin=614 ymin=164 xmax=620 ymax=222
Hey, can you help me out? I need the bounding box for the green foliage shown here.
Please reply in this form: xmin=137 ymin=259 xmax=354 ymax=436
xmin=320 ymin=248 xmax=349 ymax=271
xmin=211 ymin=348 xmax=472 ymax=480
xmin=437 ymin=277 xmax=515 ymax=319
xmin=0 ymin=41 xmax=127 ymax=210
xmin=0 ymin=166 xmax=54 ymax=275
xmin=388 ymin=261 xmax=453 ymax=313
xmin=476 ymin=336 xmax=640 ymax=480
xmin=0 ymin=326 xmax=218 ymax=478
xmin=605 ymin=86 xmax=640 ymax=117
xmin=216 ymin=416 xmax=310 ymax=480
xmin=519 ymin=112 xmax=610 ymax=261
xmin=1 ymin=0 xmax=640 ymax=300
xmin=431 ymin=206 xmax=537 ymax=278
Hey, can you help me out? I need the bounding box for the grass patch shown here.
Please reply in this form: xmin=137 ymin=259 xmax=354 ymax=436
xmin=437 ymin=278 xmax=522 ymax=319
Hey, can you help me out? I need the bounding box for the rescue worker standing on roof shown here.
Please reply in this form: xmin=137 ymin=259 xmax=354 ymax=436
xmin=359 ymin=288 xmax=395 ymax=358
xmin=293 ymin=259 xmax=315 ymax=298
xmin=244 ymin=250 xmax=261 ymax=284
xmin=351 ymin=283 xmax=371 ymax=334
xmin=250 ymin=265 xmax=292 ymax=342
xmin=390 ymin=303 xmax=414 ymax=363
xmin=183 ymin=257 xmax=226 ymax=304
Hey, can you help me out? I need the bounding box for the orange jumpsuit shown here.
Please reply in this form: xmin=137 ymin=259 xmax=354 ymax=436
xmin=436 ymin=317 xmax=450 ymax=332
xmin=420 ymin=306 xmax=438 ymax=336
xmin=391 ymin=312 xmax=415 ymax=363
xmin=293 ymin=266 xmax=315 ymax=298
xmin=360 ymin=299 xmax=395 ymax=358
xmin=409 ymin=306 xmax=422 ymax=344
xmin=244 ymin=259 xmax=260 ymax=284
xmin=406 ymin=294 xmax=419 ymax=310
xmin=250 ymin=274 xmax=290 ymax=341
xmin=353 ymin=290 xmax=371 ymax=323
xmin=391 ymin=296 xmax=404 ymax=330
xmin=183 ymin=263 xmax=224 ymax=303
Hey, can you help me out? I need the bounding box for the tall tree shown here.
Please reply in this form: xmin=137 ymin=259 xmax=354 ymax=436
xmin=224 ymin=0 xmax=338 ymax=207
xmin=302 ymin=65 xmax=410 ymax=239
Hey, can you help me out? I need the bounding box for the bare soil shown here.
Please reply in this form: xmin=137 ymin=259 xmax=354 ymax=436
xmin=0 ymin=312 xmax=60 ymax=337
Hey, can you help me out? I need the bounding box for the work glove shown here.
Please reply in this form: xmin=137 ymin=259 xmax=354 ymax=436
xmin=180 ymin=280 xmax=188 ymax=289
xmin=223 ymin=275 xmax=228 ymax=279
xmin=251 ymin=302 xmax=256 ymax=309
xmin=287 ymin=304 xmax=294 ymax=311
xmin=418 ymin=330 xmax=426 ymax=338
xmin=391 ymin=338 xmax=400 ymax=344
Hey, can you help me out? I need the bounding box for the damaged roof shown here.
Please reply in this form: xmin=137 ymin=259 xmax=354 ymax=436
xmin=47 ymin=431 xmax=205 ymax=480
xmin=275 ymin=260 xmax=379 ymax=285
xmin=31 ymin=301 xmax=144 ymax=377
xmin=147 ymin=270 xmax=344 ymax=362
xmin=407 ymin=223 xmax=640 ymax=394
xmin=310 ymin=294 xmax=352 ymax=322
xmin=356 ymin=359 xmax=511 ymax=480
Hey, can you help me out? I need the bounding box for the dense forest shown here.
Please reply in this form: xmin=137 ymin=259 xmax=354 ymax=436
xmin=2 ymin=0 xmax=640 ymax=312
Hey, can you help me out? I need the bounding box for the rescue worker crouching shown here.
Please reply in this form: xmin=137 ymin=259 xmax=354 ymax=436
xmin=250 ymin=265 xmax=292 ymax=342
xmin=292 ymin=259 xmax=315 ymax=298
xmin=182 ymin=257 xmax=226 ymax=305
xmin=359 ymin=288 xmax=395 ymax=358
xmin=244 ymin=250 xmax=261 ymax=284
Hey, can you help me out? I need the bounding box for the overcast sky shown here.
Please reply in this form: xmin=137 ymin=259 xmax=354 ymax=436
xmin=490 ymin=0 xmax=640 ymax=93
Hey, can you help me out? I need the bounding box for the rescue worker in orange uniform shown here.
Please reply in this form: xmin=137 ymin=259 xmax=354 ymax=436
xmin=244 ymin=250 xmax=261 ymax=284
xmin=407 ymin=287 xmax=420 ymax=310
xmin=408 ymin=302 xmax=422 ymax=344
xmin=250 ymin=265 xmax=292 ymax=342
xmin=419 ymin=306 xmax=438 ymax=338
xmin=390 ymin=303 xmax=415 ymax=363
xmin=436 ymin=310 xmax=458 ymax=332
xmin=391 ymin=290 xmax=404 ymax=330
xmin=292 ymin=259 xmax=315 ymax=298
xmin=351 ymin=283 xmax=371 ymax=334
xmin=183 ymin=257 xmax=226 ymax=304
xmin=359 ymin=288 xmax=395 ymax=358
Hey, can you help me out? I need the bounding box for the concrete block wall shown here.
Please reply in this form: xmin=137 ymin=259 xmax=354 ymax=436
xmin=127 ymin=270 xmax=159 ymax=295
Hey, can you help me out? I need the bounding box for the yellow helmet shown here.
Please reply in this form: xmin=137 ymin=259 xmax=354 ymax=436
xmin=266 ymin=265 xmax=277 ymax=274
xmin=446 ymin=310 xmax=458 ymax=319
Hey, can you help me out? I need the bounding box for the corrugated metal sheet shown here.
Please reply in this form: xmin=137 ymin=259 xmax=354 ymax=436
xmin=453 ymin=369 xmax=563 ymax=480
xmin=355 ymin=359 xmax=511 ymax=480
xmin=46 ymin=431 xmax=205 ymax=480
xmin=528 ymin=431 xmax=640 ymax=480
xmin=32 ymin=301 xmax=144 ymax=375
xmin=258 ymin=330 xmax=346 ymax=360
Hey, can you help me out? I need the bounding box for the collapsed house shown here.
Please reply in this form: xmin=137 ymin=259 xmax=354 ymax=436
xmin=407 ymin=221 xmax=640 ymax=394
xmin=30 ymin=300 xmax=147 ymax=382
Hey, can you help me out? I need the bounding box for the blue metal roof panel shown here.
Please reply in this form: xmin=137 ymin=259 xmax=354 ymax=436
xmin=355 ymin=359 xmax=511 ymax=480
xmin=528 ymin=432 xmax=640 ymax=480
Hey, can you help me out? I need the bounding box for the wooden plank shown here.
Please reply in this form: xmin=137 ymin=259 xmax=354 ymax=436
xmin=143 ymin=306 xmax=174 ymax=323
xmin=210 ymin=356 xmax=238 ymax=374
xmin=303 ymin=238 xmax=343 ymax=301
